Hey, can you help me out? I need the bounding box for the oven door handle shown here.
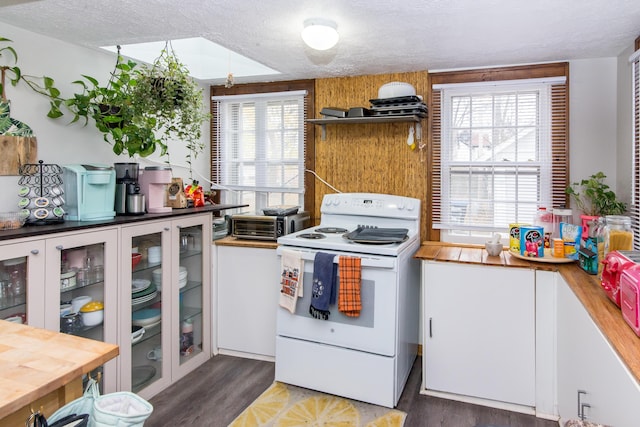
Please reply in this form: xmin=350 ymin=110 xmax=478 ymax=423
xmin=277 ymin=247 xmax=396 ymax=269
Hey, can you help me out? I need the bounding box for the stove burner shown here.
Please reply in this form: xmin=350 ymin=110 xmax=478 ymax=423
xmin=315 ymin=227 xmax=348 ymax=234
xmin=297 ymin=233 xmax=326 ymax=239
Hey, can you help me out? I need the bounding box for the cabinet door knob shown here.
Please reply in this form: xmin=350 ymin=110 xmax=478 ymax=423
xmin=55 ymin=245 xmax=63 ymax=250
xmin=30 ymin=249 xmax=39 ymax=255
xmin=164 ymin=227 xmax=170 ymax=231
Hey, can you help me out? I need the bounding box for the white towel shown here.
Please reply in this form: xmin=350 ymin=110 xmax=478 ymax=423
xmin=279 ymin=250 xmax=304 ymax=314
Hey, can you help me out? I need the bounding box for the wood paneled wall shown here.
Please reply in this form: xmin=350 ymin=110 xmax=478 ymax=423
xmin=312 ymin=71 xmax=429 ymax=239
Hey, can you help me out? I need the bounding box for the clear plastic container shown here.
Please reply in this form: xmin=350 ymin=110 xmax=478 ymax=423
xmin=604 ymin=215 xmax=634 ymax=256
xmin=552 ymin=208 xmax=572 ymax=239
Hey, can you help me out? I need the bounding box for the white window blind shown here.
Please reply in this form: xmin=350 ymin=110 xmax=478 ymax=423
xmin=630 ymin=48 xmax=640 ymax=249
xmin=212 ymin=90 xmax=307 ymax=212
xmin=433 ymin=79 xmax=564 ymax=236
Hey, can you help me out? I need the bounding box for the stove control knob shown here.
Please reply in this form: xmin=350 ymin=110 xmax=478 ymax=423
xmin=406 ymin=202 xmax=415 ymax=211
xmin=398 ymin=202 xmax=405 ymax=210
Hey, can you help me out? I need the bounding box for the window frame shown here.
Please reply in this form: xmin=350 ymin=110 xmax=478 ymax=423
xmin=427 ymin=63 xmax=570 ymax=242
xmin=631 ymin=36 xmax=640 ymax=249
xmin=210 ymin=80 xmax=316 ymax=215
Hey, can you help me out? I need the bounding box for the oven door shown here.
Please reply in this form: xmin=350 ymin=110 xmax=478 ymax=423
xmin=276 ymin=246 xmax=398 ymax=356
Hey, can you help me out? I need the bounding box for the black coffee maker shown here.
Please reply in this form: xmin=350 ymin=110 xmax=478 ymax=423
xmin=114 ymin=163 xmax=145 ymax=215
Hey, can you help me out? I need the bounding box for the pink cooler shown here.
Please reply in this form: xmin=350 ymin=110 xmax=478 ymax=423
xmin=620 ymin=266 xmax=640 ymax=337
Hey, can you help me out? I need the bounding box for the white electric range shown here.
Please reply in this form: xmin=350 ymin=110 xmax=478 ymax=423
xmin=275 ymin=192 xmax=421 ymax=408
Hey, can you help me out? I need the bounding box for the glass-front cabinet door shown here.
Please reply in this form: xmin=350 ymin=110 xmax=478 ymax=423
xmin=173 ymin=215 xmax=211 ymax=379
xmin=120 ymin=220 xmax=172 ymax=399
xmin=120 ymin=214 xmax=211 ymax=399
xmin=44 ymin=228 xmax=119 ymax=393
xmin=0 ymin=239 xmax=45 ymax=327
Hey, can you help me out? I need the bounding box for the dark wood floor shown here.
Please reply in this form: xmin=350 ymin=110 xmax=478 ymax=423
xmin=146 ymin=354 xmax=559 ymax=427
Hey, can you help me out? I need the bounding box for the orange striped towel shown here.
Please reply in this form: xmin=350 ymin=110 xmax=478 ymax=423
xmin=338 ymin=256 xmax=361 ymax=317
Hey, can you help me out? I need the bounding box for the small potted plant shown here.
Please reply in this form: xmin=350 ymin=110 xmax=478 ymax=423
xmin=566 ymin=171 xmax=627 ymax=236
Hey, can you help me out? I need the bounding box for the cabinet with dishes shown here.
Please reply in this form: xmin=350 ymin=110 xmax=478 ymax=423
xmin=119 ymin=213 xmax=211 ymax=400
xmin=44 ymin=227 xmax=119 ymax=393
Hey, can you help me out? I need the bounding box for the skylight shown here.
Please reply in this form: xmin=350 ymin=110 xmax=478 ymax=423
xmin=101 ymin=37 xmax=280 ymax=81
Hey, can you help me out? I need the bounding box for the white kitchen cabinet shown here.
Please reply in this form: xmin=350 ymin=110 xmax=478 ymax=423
xmin=0 ymin=238 xmax=45 ymax=328
xmin=120 ymin=213 xmax=211 ymax=400
xmin=422 ymin=261 xmax=536 ymax=408
xmin=215 ymin=244 xmax=279 ymax=359
xmin=557 ymin=276 xmax=640 ymax=427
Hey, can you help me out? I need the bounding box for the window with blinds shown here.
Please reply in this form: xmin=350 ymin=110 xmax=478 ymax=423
xmin=212 ymin=90 xmax=307 ymax=212
xmin=631 ymin=44 xmax=640 ymax=249
xmin=429 ymin=64 xmax=569 ymax=243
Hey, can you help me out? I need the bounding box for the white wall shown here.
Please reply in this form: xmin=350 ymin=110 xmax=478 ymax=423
xmin=616 ymin=44 xmax=636 ymax=206
xmin=0 ymin=23 xmax=211 ymax=209
xmin=569 ymin=58 xmax=620 ymax=201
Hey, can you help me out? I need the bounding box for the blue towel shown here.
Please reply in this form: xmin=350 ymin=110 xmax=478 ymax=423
xmin=309 ymin=252 xmax=337 ymax=320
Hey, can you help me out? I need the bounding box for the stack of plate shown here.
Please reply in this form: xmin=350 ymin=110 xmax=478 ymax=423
xmin=178 ymin=266 xmax=188 ymax=289
xmin=152 ymin=268 xmax=162 ymax=291
xmin=132 ymin=279 xmax=158 ymax=306
xmin=132 ymin=307 xmax=161 ymax=328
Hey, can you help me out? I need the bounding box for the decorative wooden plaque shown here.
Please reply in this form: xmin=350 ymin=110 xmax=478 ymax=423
xmin=0 ymin=135 xmax=38 ymax=175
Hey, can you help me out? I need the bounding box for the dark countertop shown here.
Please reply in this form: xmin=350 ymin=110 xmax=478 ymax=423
xmin=0 ymin=204 xmax=246 ymax=241
xmin=415 ymin=241 xmax=640 ymax=388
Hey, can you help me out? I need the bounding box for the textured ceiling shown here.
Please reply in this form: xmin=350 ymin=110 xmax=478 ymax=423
xmin=1 ymin=0 xmax=639 ymax=84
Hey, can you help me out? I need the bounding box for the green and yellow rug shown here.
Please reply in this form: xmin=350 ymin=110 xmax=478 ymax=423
xmin=229 ymin=382 xmax=406 ymax=427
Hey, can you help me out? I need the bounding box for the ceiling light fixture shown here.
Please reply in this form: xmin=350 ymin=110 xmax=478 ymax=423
xmin=301 ymin=18 xmax=339 ymax=51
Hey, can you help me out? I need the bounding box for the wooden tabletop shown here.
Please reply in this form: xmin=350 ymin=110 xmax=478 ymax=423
xmin=0 ymin=321 xmax=119 ymax=416
xmin=414 ymin=241 xmax=640 ymax=387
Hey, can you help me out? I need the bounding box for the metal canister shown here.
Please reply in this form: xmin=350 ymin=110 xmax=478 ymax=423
xmin=509 ymin=223 xmax=528 ymax=253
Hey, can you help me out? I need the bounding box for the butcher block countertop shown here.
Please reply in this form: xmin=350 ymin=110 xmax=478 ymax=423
xmin=214 ymin=235 xmax=278 ymax=249
xmin=415 ymin=241 xmax=640 ymax=388
xmin=0 ymin=321 xmax=119 ymax=421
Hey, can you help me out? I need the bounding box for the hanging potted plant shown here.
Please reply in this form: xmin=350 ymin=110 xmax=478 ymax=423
xmin=61 ymin=54 xmax=164 ymax=157
xmin=130 ymin=42 xmax=210 ymax=177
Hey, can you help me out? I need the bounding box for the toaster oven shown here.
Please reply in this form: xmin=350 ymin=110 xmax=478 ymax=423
xmin=231 ymin=212 xmax=310 ymax=241
xmin=601 ymin=250 xmax=640 ymax=307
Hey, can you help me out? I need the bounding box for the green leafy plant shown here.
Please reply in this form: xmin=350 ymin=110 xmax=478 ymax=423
xmin=0 ymin=37 xmax=61 ymax=116
xmin=566 ymin=171 xmax=627 ymax=216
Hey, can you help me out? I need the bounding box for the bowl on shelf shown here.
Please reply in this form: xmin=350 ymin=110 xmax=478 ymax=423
xmin=71 ymin=295 xmax=91 ymax=313
xmin=377 ymin=82 xmax=416 ymax=99
xmin=132 ymin=252 xmax=142 ymax=269
xmin=80 ymin=301 xmax=104 ymax=327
